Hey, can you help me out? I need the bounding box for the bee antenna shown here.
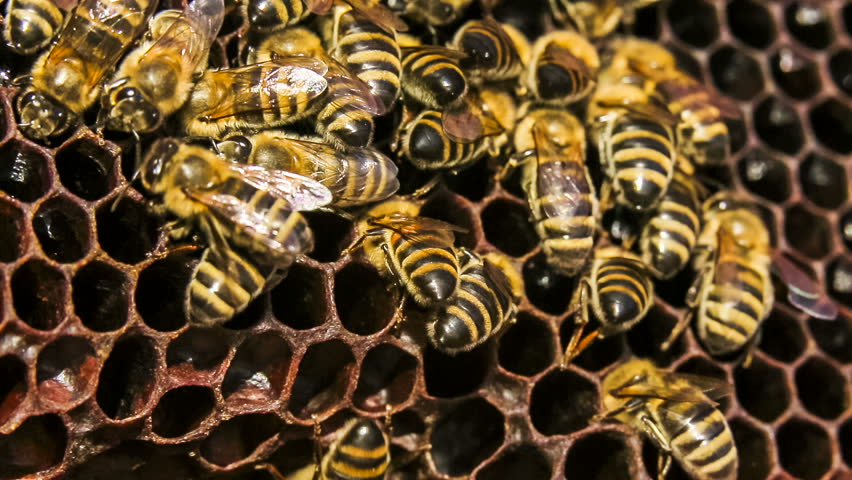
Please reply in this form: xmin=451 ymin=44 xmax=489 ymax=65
xmin=110 ymin=131 xmax=144 ymax=213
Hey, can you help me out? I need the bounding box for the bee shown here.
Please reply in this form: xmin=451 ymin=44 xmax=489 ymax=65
xmin=510 ymin=107 xmax=596 ymax=277
xmin=400 ymin=45 xmax=468 ymax=110
xmin=549 ymin=0 xmax=663 ymax=39
xmin=598 ymin=359 xmax=738 ymax=480
xmin=103 ymin=0 xmax=225 ymax=134
xmin=450 ymin=18 xmax=528 ymax=82
xmin=385 ymin=0 xmax=473 ymax=26
xmin=562 ymin=246 xmax=653 ymax=366
xmin=429 ymin=249 xmax=522 ymax=354
xmin=181 ymin=54 xmax=329 ymax=138
xmin=139 ymin=138 xmax=333 ymax=326
xmin=287 ymin=417 xmax=391 ymax=480
xmin=244 ymin=0 xmax=329 ymax=32
xmin=522 ymin=30 xmax=599 ymax=105
xmin=218 ymin=130 xmax=399 ymax=207
xmin=3 ymin=0 xmax=70 ymax=55
xmin=16 ymin=0 xmax=157 ymax=140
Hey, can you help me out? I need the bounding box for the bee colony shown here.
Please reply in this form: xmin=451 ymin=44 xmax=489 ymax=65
xmin=0 ymin=0 xmax=849 ymax=479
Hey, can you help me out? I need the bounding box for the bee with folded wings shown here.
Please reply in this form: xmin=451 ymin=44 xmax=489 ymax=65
xmin=140 ymin=138 xmax=333 ymax=326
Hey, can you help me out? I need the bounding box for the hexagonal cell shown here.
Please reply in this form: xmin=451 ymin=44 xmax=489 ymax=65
xmin=753 ymin=97 xmax=804 ymax=155
xmin=222 ymin=293 xmax=268 ymax=330
xmin=302 ymin=211 xmax=351 ymax=262
xmin=333 ymin=262 xmax=397 ymax=335
xmin=808 ymin=315 xmax=851 ymax=364
xmin=0 ymin=355 xmax=28 ymax=426
xmin=353 ymin=343 xmax=417 ymax=412
xmin=200 ymin=413 xmax=284 ymax=467
xmin=736 ymin=148 xmax=792 ymax=203
xmin=36 ymin=336 xmax=98 ymax=408
xmin=271 ymin=264 xmax=328 ymax=331
xmin=0 ymin=199 xmax=26 ymax=262
xmin=710 ymin=46 xmax=764 ymax=101
xmin=288 ymin=340 xmax=355 ymax=418
xmin=734 ymin=357 xmax=790 ymax=423
xmin=530 ymin=368 xmax=597 ymax=436
xmin=726 ymin=0 xmax=776 ymax=49
xmin=478 ymin=444 xmax=552 ymax=480
xmin=841 ymin=418 xmax=852 ymax=468
xmin=829 ymin=50 xmax=852 ymax=96
xmin=0 ymin=140 xmax=51 ymax=202
xmin=730 ymin=418 xmax=774 ymax=480
xmin=0 ymin=414 xmax=66 ymax=478
xmin=151 ymin=386 xmax=216 ymax=438
xmin=443 ymin=160 xmax=492 ymax=203
xmin=522 ymin=253 xmax=574 ymax=315
xmin=666 ymin=0 xmax=719 ymax=47
xmin=166 ymin=327 xmax=230 ymax=371
xmin=96 ymin=335 xmax=158 ymax=420
xmin=563 ymin=431 xmax=634 ymax=479
xmin=776 ymin=418 xmax=832 ymax=480
xmin=675 ymin=356 xmax=731 ymax=412
xmin=32 ymin=195 xmax=91 ymax=263
xmin=72 ymin=261 xmax=129 ymax=332
xmin=826 ymin=257 xmax=852 ymax=310
xmin=795 ymin=356 xmax=848 ymax=419
xmin=222 ymin=333 xmax=291 ymax=405
xmin=54 ymin=138 xmax=117 ymax=201
xmin=784 ymin=2 xmax=834 ymax=50
xmin=666 ymin=43 xmax=703 ymax=79
xmin=11 ymin=259 xmax=68 ymax=331
xmin=135 ymin=250 xmax=197 ymax=331
xmin=96 ymin=197 xmax=159 ymax=264
xmin=631 ymin=2 xmax=661 ymax=40
xmin=498 ymin=312 xmax=554 ymax=377
xmin=481 ymin=198 xmax=538 ymax=257
xmin=759 ymin=309 xmax=806 ymax=363
xmin=560 ymin=315 xmax=624 ymax=372
xmin=784 ymin=204 xmax=833 ymax=258
xmin=424 ymin=342 xmax=490 ymax=398
xmin=809 ymin=99 xmax=852 ymax=154
xmin=800 ymin=153 xmax=848 ymax=210
xmin=770 ymin=47 xmax=821 ymax=100
xmin=430 ymin=398 xmax=504 ymax=476
xmin=626 ymin=307 xmax=687 ymax=367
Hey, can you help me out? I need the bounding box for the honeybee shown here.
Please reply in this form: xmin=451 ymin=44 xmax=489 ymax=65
xmin=103 ymin=0 xmax=225 ymax=134
xmin=140 ymin=138 xmax=333 ymax=325
xmin=598 ymin=359 xmax=738 ymax=480
xmin=16 ymin=0 xmax=157 ymax=140
xmin=244 ymin=0 xmax=329 ymax=32
xmin=218 ymin=130 xmax=399 ymax=207
xmin=562 ymin=246 xmax=653 ymax=366
xmin=522 ymin=30 xmax=599 ymax=105
xmin=450 ymin=18 xmax=528 ymax=82
xmin=510 ymin=107 xmax=597 ymax=277
xmin=287 ymin=417 xmax=391 ymax=480
xmin=429 ymin=249 xmax=522 ymax=354
xmin=385 ymin=0 xmax=473 ymax=26
xmin=549 ymin=0 xmax=663 ymax=39
xmin=400 ymin=45 xmax=468 ymax=110
xmin=181 ymin=55 xmax=328 ymax=138
xmin=3 ymin=0 xmax=70 ymax=55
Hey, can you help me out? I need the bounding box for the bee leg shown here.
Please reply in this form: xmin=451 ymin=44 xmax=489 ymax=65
xmin=660 ymin=265 xmax=707 ymax=351
xmin=660 ymin=309 xmax=692 ymax=352
xmin=409 ymin=175 xmax=442 ymax=199
xmin=340 ymin=229 xmax=381 ymax=259
xmin=254 ymin=463 xmax=286 ymax=480
xmin=561 ymin=278 xmax=595 ymax=368
xmin=640 ymin=414 xmax=672 ymax=452
xmin=390 ymin=292 xmax=407 ymax=331
xmin=657 ymin=453 xmax=673 ymax=480
xmin=739 ymin=329 xmax=762 ymax=368
xmin=311 ymin=414 xmax=323 ymax=480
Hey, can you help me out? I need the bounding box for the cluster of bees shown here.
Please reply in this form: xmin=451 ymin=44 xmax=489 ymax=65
xmin=1 ymin=0 xmax=842 ymax=478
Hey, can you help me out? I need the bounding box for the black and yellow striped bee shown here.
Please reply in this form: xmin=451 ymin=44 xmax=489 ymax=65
xmin=598 ymin=359 xmax=738 ymax=480
xmin=400 ymin=45 xmax=469 ymax=110
xmin=522 ymin=30 xmax=599 ymax=105
xmin=549 ymin=0 xmax=663 ymax=39
xmin=3 ymin=0 xmax=69 ymax=55
xmin=244 ymin=0 xmax=329 ymax=32
xmin=386 ymin=0 xmax=473 ymax=26
xmin=286 ymin=417 xmax=391 ymax=480
xmin=450 ymin=18 xmax=528 ymax=82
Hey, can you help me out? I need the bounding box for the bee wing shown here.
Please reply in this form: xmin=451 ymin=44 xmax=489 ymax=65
xmin=544 ymin=44 xmax=593 ymax=80
xmin=611 ymin=373 xmax=730 ymax=405
xmin=325 ymin=61 xmax=385 ymax=116
xmin=658 ymin=372 xmax=733 ymax=401
xmin=305 ymin=0 xmax=333 ymax=14
xmin=401 ymin=46 xmax=468 ymax=62
xmin=343 ymin=0 xmax=408 ymax=32
xmin=142 ymin=0 xmax=224 ymax=75
xmin=483 ymin=257 xmax=516 ymax=302
xmin=772 ymin=254 xmax=838 ymax=320
xmin=225 ymin=163 xmax=333 ymax=210
xmin=531 ymin=123 xmax=593 ymax=218
xmin=369 ymin=215 xmax=466 ymax=246
xmin=442 ymin=94 xmax=504 ymax=143
xmin=596 ymin=97 xmax=679 ymax=126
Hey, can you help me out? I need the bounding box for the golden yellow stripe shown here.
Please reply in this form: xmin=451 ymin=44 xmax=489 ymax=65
xmin=338 ymin=444 xmax=388 ymax=459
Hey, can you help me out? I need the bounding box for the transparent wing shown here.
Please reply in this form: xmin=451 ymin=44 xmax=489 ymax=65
xmin=483 ymin=257 xmax=515 ymax=303
xmin=773 ymin=253 xmax=838 ymax=320
xmin=344 ymin=0 xmax=408 ymax=32
xmin=225 ymin=163 xmax=333 ymax=210
xmin=325 ymin=60 xmax=385 ymax=116
xmin=142 ymin=0 xmax=224 ymax=79
xmin=531 ymin=123 xmax=594 ymax=220
xmin=443 ymin=93 xmax=504 ymax=143
xmin=610 ymin=372 xmax=730 ymax=405
xmin=596 ymin=96 xmax=679 ymax=126
xmin=369 ymin=215 xmax=466 ymax=247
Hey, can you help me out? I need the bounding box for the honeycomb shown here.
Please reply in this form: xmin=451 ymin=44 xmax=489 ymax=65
xmin=0 ymin=0 xmax=850 ymax=479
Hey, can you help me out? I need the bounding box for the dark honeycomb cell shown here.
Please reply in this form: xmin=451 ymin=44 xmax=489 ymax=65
xmin=522 ymin=253 xmax=574 ymax=315
xmin=151 ymin=386 xmax=216 ymax=438
xmin=0 ymin=199 xmax=25 ymax=262
xmin=530 ymin=368 xmax=597 ymax=436
xmin=0 ymin=414 xmax=67 ymax=479
xmin=223 ymin=333 xmax=291 ymax=405
xmin=199 ymin=413 xmax=284 ymax=467
xmin=829 ymin=50 xmax=852 ymax=96
xmin=734 ymin=358 xmax=790 ymax=423
xmin=96 ymin=197 xmax=159 ymax=264
xmin=0 ymin=355 xmax=28 ymax=425
xmin=666 ymin=0 xmax=719 ymax=47
xmin=166 ymin=327 xmax=230 ymax=371
xmin=0 ymin=140 xmax=51 ymax=202
xmin=271 ymin=265 xmax=328 ymax=331
xmin=222 ymin=295 xmax=267 ymax=330
xmin=33 ymin=196 xmax=91 ymax=263
xmin=710 ymin=46 xmax=764 ymax=100
xmin=784 ymin=204 xmax=833 ymax=258
xmin=826 ymin=257 xmax=852 ymax=309
xmin=497 ymin=312 xmax=554 ymax=377
xmin=36 ymin=336 xmax=97 ymax=408
xmin=730 ymin=418 xmax=774 ymax=480
xmin=72 ymin=261 xmax=129 ymax=332
xmin=641 ymin=438 xmax=691 ymax=480
xmin=759 ymin=309 xmax=806 ymax=363
xmin=478 ymin=444 xmax=551 ymax=480
xmin=842 ymin=418 xmax=852 ymax=468
xmin=333 ymin=262 xmax=397 ymax=335
xmin=423 ymin=343 xmax=490 ymax=398
xmin=800 ymin=153 xmax=847 ymax=210
xmin=11 ymin=259 xmax=67 ymax=331
xmin=784 ymin=3 xmax=834 ymax=50
xmin=564 ymin=431 xmax=634 ymax=479
xmin=736 ymin=148 xmax=792 ymax=203
xmin=303 ymin=211 xmax=351 ymax=263
xmin=481 ymin=198 xmax=537 ymax=257
xmin=726 ymin=0 xmax=776 ymax=49
xmin=625 ymin=307 xmax=687 ymax=367
xmin=770 ymin=48 xmax=821 ymax=100
xmin=632 ymin=3 xmax=661 ymax=40
xmin=753 ymin=202 xmax=779 ymax=248
xmin=67 ymin=440 xmax=201 ymax=480
xmin=54 ymin=138 xmax=116 ymax=201
xmin=795 ymin=356 xmax=849 ymax=420
xmin=135 ymin=251 xmax=196 ymax=331
xmin=753 ymin=97 xmax=805 ymax=155
xmin=288 ymin=340 xmax=355 ymax=418
xmin=430 ymin=398 xmax=504 ymax=476
xmin=96 ymin=335 xmax=158 ymax=420
xmin=420 ymin=190 xmax=479 ymax=249
xmin=666 ymin=43 xmax=703 ymax=79
xmin=776 ymin=418 xmax=832 ymax=480
xmin=809 ymin=99 xmax=852 ymax=154
xmin=808 ymin=316 xmax=851 ymax=364
xmin=443 ymin=160 xmax=492 ymax=203
xmin=561 ymin=318 xmax=624 ymax=373
xmin=353 ymin=343 xmax=417 ymax=412
xmin=846 ymin=3 xmax=852 ymax=36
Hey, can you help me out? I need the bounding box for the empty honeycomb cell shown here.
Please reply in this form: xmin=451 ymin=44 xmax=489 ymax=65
xmin=222 ymin=296 xmax=267 ymax=330
xmin=666 ymin=0 xmax=719 ymax=47
xmin=333 ymin=262 xmax=397 ymax=335
xmin=497 ymin=312 xmax=554 ymax=377
xmin=736 ymin=148 xmax=792 ymax=204
xmin=754 ymin=97 xmax=805 ymax=155
xmin=776 ymin=418 xmax=833 ymax=480
xmin=270 ymin=264 xmax=328 ymax=331
xmin=770 ymin=48 xmax=821 ymax=100
xmin=199 ymin=413 xmax=284 ymax=467
xmin=829 ymin=50 xmax=852 ymax=96
xmin=522 ymin=253 xmax=574 ymax=315
xmin=288 ymin=340 xmax=355 ymax=418
xmin=529 ymin=368 xmax=598 ymax=436
xmin=478 ymin=444 xmax=551 ymax=480
xmin=626 ymin=307 xmax=687 ymax=367
xmin=54 ymin=138 xmax=116 ymax=201
xmin=795 ymin=356 xmax=849 ymax=420
xmin=96 ymin=335 xmax=158 ymax=420
xmin=423 ymin=343 xmax=490 ymax=398
xmin=734 ymin=357 xmax=790 ymax=423
xmin=151 ymin=386 xmax=216 ymax=438
xmin=759 ymin=309 xmax=806 ymax=363
xmin=11 ymin=259 xmax=67 ymax=330
xmin=222 ymin=333 xmax=291 ymax=405
xmin=808 ymin=316 xmax=851 ymax=364
xmin=730 ymin=417 xmax=774 ymax=480
xmin=563 ymin=431 xmax=635 ymax=479
xmin=166 ymin=327 xmax=230 ymax=371
xmin=257 ymin=436 xmax=315 ymax=480
xmin=0 ymin=414 xmax=67 ymax=479
xmin=481 ymin=198 xmax=538 ymax=257
xmin=429 ymin=397 xmax=504 ymax=476
xmin=443 ymin=161 xmax=492 ymax=203
xmin=710 ymin=46 xmax=764 ymax=100
xmin=36 ymin=336 xmax=97 ymax=408
xmin=95 ymin=197 xmax=160 ymax=265
xmin=826 ymin=257 xmax=852 ymax=309
xmin=0 ymin=140 xmax=51 ymax=202
xmin=560 ymin=318 xmax=624 ymax=372
xmin=135 ymin=251 xmax=197 ymax=331
xmin=0 ymin=355 xmax=27 ymax=426
xmin=421 ymin=193 xmax=479 ymax=250
xmin=753 ymin=202 xmax=779 ymax=248
xmin=33 ymin=196 xmax=91 ymax=263
xmin=352 ymin=343 xmax=417 ymax=412
xmin=632 ymin=3 xmax=661 ymax=40
xmin=666 ymin=43 xmax=703 ymax=80
xmin=784 ymin=2 xmax=834 ymax=50
xmin=842 ymin=419 xmax=852 ymax=468
xmin=800 ymin=153 xmax=848 ymax=210
xmin=726 ymin=0 xmax=776 ymax=49
xmin=0 ymin=199 xmax=25 ymax=262
xmin=809 ymin=99 xmax=852 ymax=154
xmin=785 ymin=204 xmax=833 ymax=258
xmin=72 ymin=261 xmax=129 ymax=332
xmin=303 ymin=211 xmax=351 ymax=263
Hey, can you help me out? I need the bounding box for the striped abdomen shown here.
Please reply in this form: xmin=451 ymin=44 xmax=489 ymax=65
xmin=324 ymin=419 xmax=390 ymax=480
xmin=455 ymin=20 xmax=523 ymax=81
xmin=532 ymin=45 xmax=594 ymax=104
xmin=657 ymin=79 xmax=729 ymax=166
xmin=4 ymin=0 xmax=63 ymax=54
xmin=594 ymin=257 xmax=653 ymax=335
xmin=606 ymin=115 xmax=675 ymax=210
xmin=401 ymin=110 xmax=487 ymax=170
xmin=316 ymin=67 xmax=376 ymax=149
xmin=246 ymin=0 xmax=308 ymax=31
xmin=401 ymin=47 xmax=467 ymax=108
xmin=383 ymin=227 xmax=459 ymax=307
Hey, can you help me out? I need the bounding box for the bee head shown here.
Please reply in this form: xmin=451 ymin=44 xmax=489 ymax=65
xmin=17 ymin=90 xmax=72 ymax=140
xmin=108 ymin=87 xmax=161 ymax=133
xmin=140 ymin=138 xmax=180 ymax=193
